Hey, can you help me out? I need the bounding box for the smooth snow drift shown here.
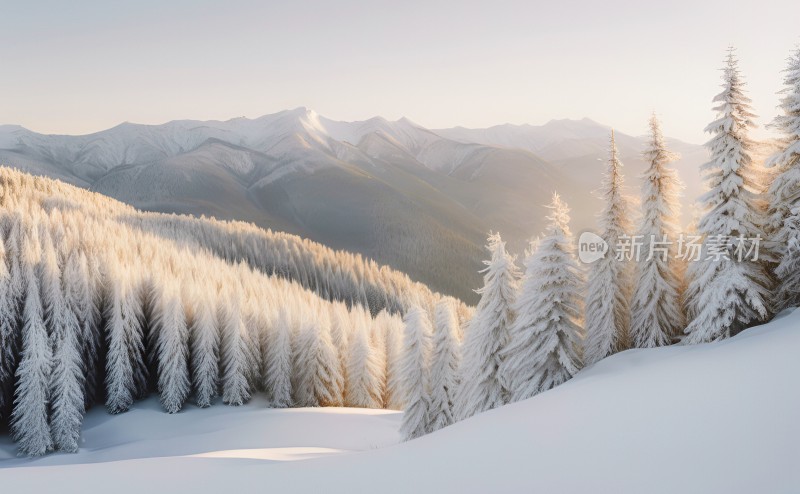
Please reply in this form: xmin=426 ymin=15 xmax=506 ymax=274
xmin=0 ymin=396 xmax=401 ymax=467
xmin=2 ymin=309 xmax=799 ymax=493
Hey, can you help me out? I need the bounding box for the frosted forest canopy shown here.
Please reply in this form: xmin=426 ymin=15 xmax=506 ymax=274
xmin=0 ymin=167 xmax=471 ymax=455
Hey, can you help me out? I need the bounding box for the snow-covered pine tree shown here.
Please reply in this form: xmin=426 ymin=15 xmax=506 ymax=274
xmin=457 ymin=232 xmax=519 ymax=421
xmin=6 ymin=215 xmax=26 ymax=315
xmin=11 ymin=219 xmax=28 ymax=307
xmin=345 ymin=308 xmax=383 ymax=408
xmin=325 ymin=305 xmax=346 ymax=406
xmin=104 ymin=265 xmax=144 ymax=414
xmin=140 ymin=275 xmax=162 ymax=397
xmin=264 ymin=304 xmax=293 ymax=408
xmin=64 ymin=252 xmax=94 ymax=330
xmin=767 ymin=48 xmax=800 ymax=310
xmin=427 ymin=298 xmax=460 ymax=432
xmin=584 ymin=130 xmax=633 ymax=365
xmin=155 ymin=282 xmax=190 ymax=413
xmin=11 ymin=228 xmax=54 ymax=456
xmin=219 ymin=291 xmax=251 ymax=406
xmin=62 ymin=251 xmax=94 ymax=393
xmin=0 ymin=229 xmax=22 ymax=415
xmin=775 ymin=209 xmax=800 ymax=307
xmin=399 ymin=304 xmax=432 ymax=441
xmin=382 ymin=311 xmax=405 ymax=410
xmin=292 ymin=306 xmax=342 ymax=407
xmin=456 ymin=304 xmax=473 ymax=342
xmin=684 ymin=50 xmax=771 ymax=343
xmin=39 ymin=227 xmax=67 ymax=342
xmin=328 ymin=301 xmax=351 ymax=384
xmin=369 ymin=311 xmax=388 ymax=405
xmin=82 ymin=249 xmax=105 ymax=406
xmin=238 ymin=270 xmax=265 ymax=392
xmin=630 ymin=114 xmax=685 ymax=347
xmin=49 ymin=250 xmax=86 ymax=452
xmin=499 ymin=193 xmax=583 ymax=402
xmin=188 ymin=286 xmax=219 ymax=408
xmin=255 ymin=297 xmax=271 ymax=392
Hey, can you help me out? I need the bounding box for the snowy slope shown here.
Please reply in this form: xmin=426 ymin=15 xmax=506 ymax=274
xmin=0 ymin=397 xmax=401 ymax=467
xmin=3 ymin=308 xmax=797 ymax=493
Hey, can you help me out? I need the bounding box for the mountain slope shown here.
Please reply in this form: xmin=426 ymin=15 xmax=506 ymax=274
xmin=0 ymin=167 xmax=459 ymax=318
xmin=0 ymin=110 xmax=708 ymax=302
xmin=438 ymin=118 xmax=708 ymax=215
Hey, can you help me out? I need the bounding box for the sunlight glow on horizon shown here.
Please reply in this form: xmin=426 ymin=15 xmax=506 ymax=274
xmin=0 ymin=0 xmax=797 ymax=143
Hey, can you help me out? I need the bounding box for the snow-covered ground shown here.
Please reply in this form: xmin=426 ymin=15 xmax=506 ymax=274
xmin=0 ymin=396 xmax=401 ymax=467
xmin=3 ymin=310 xmax=799 ymax=493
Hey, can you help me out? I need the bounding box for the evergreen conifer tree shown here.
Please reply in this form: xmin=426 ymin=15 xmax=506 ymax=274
xmin=292 ymin=307 xmax=342 ymax=407
xmin=188 ymin=287 xmax=220 ymax=407
xmin=104 ymin=266 xmax=144 ymax=414
xmin=427 ymin=298 xmax=460 ymax=432
xmin=49 ymin=251 xmax=86 ymax=452
xmin=457 ymin=233 xmax=519 ymax=420
xmin=399 ymin=305 xmax=431 ymax=440
xmin=264 ymin=305 xmax=293 ymax=408
xmin=585 ymin=130 xmax=632 ymax=364
xmin=630 ymin=114 xmax=685 ymax=347
xmin=382 ymin=311 xmax=405 ymax=410
xmin=11 ymin=229 xmax=54 ymax=456
xmin=767 ymin=48 xmax=800 ymax=310
xmin=499 ymin=194 xmax=583 ymax=402
xmin=219 ymin=292 xmax=251 ymax=406
xmin=685 ymin=49 xmax=771 ymax=343
xmin=0 ymin=230 xmax=22 ymax=415
xmin=155 ymin=282 xmax=190 ymax=413
xmin=345 ymin=309 xmax=383 ymax=408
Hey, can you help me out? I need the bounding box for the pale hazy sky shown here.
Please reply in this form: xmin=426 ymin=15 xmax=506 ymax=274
xmin=0 ymin=0 xmax=797 ymax=143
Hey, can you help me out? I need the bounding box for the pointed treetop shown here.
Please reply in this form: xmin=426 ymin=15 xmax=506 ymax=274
xmin=594 ymin=128 xmax=629 ymax=237
xmin=766 ymin=45 xmax=800 ymax=150
xmin=726 ymin=46 xmax=737 ymax=65
xmin=649 ymin=112 xmax=664 ymax=143
xmin=647 ymin=113 xmax=672 ymax=159
xmin=483 ymin=231 xmax=513 ymax=266
xmin=709 ymin=46 xmax=756 ymax=126
xmin=486 ymin=231 xmax=503 ymax=249
xmin=717 ymin=46 xmax=740 ymax=84
xmin=722 ymin=47 xmax=744 ymax=89
xmin=545 ymin=192 xmax=571 ymax=238
xmin=607 ymin=129 xmax=622 ymax=174
xmin=644 ymin=113 xmax=679 ymax=167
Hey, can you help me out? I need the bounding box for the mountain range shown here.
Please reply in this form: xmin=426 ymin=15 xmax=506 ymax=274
xmin=0 ymin=109 xmax=708 ymax=302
